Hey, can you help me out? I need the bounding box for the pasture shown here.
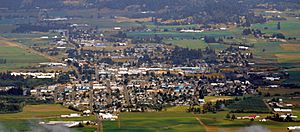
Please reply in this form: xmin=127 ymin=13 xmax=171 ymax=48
xmin=258 ymin=87 xmax=300 ymax=95
xmin=77 ymin=112 xmax=205 ymax=132
xmin=197 ymin=111 xmax=298 ymax=132
xmin=227 ymin=97 xmax=270 ymax=113
xmin=280 ymin=44 xmax=300 ymax=51
xmin=126 ymin=31 xmax=234 ymax=39
xmin=163 ymin=39 xmax=208 ymax=49
xmin=0 ymin=46 xmax=47 ymax=70
xmin=252 ymin=17 xmax=300 ymax=37
xmin=108 ymin=112 xmax=205 ymax=132
xmin=0 ymin=104 xmax=75 ymax=121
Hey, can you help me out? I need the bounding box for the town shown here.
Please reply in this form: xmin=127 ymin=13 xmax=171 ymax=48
xmin=0 ymin=0 xmax=300 ymax=131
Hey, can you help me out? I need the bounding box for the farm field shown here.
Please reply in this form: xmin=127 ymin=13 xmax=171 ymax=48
xmin=112 ymin=112 xmax=205 ymax=132
xmin=227 ymin=97 xmax=270 ymax=113
xmin=252 ymin=17 xmax=300 ymax=37
xmin=258 ymin=87 xmax=300 ymax=95
xmin=197 ymin=111 xmax=298 ymax=132
xmin=280 ymin=44 xmax=300 ymax=51
xmin=0 ymin=45 xmax=47 ymax=71
xmin=77 ymin=112 xmax=205 ymax=132
xmin=0 ymin=105 xmax=205 ymax=132
xmin=0 ymin=33 xmax=59 ymax=47
xmin=0 ymin=104 xmax=75 ymax=121
xmin=163 ymin=39 xmax=208 ymax=49
xmin=126 ymin=31 xmax=234 ymax=39
xmin=0 ymin=104 xmax=78 ymax=131
xmin=204 ymin=96 xmax=234 ymax=102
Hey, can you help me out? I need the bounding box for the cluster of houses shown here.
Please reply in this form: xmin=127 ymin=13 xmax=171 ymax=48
xmin=22 ymin=41 xmax=291 ymax=116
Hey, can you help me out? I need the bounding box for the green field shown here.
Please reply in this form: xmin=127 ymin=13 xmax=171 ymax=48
xmin=198 ymin=111 xmax=299 ymax=131
xmin=0 ymin=104 xmax=205 ymax=132
xmin=0 ymin=104 xmax=75 ymax=121
xmin=0 ymin=33 xmax=59 ymax=47
xmin=0 ymin=46 xmax=47 ymax=70
xmin=227 ymin=97 xmax=270 ymax=113
xmin=127 ymin=31 xmax=234 ymax=39
xmin=252 ymin=17 xmax=300 ymax=37
xmin=146 ymin=23 xmax=199 ymax=30
xmin=0 ymin=104 xmax=77 ymax=131
xmin=164 ymin=39 xmax=208 ymax=49
xmin=77 ymin=112 xmax=205 ymax=132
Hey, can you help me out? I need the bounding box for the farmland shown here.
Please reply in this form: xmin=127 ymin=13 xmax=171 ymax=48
xmin=126 ymin=31 xmax=234 ymax=39
xmin=227 ymin=97 xmax=270 ymax=113
xmin=258 ymin=87 xmax=300 ymax=95
xmin=252 ymin=17 xmax=300 ymax=37
xmin=163 ymin=39 xmax=208 ymax=49
xmin=0 ymin=105 xmax=205 ymax=132
xmin=0 ymin=45 xmax=47 ymax=71
xmin=0 ymin=104 xmax=75 ymax=121
xmin=76 ymin=112 xmax=205 ymax=132
xmin=197 ymin=111 xmax=299 ymax=132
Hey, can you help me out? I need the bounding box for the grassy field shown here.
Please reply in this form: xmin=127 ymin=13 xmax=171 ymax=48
xmin=0 ymin=33 xmax=58 ymax=47
xmin=0 ymin=104 xmax=78 ymax=131
xmin=0 ymin=46 xmax=47 ymax=70
xmin=284 ymin=71 xmax=300 ymax=85
xmin=76 ymin=112 xmax=206 ymax=132
xmin=227 ymin=97 xmax=270 ymax=113
xmin=252 ymin=17 xmax=300 ymax=37
xmin=0 ymin=104 xmax=76 ymax=121
xmin=163 ymin=39 xmax=208 ymax=49
xmin=0 ymin=107 xmax=205 ymax=132
xmin=0 ymin=33 xmax=56 ymax=70
xmin=107 ymin=112 xmax=205 ymax=132
xmin=204 ymin=96 xmax=234 ymax=102
xmin=197 ymin=111 xmax=298 ymax=132
xmin=127 ymin=31 xmax=234 ymax=39
xmin=258 ymin=87 xmax=300 ymax=95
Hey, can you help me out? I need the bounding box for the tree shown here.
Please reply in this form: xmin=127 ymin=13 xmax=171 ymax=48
xmin=285 ymin=115 xmax=293 ymax=122
xmin=231 ymin=114 xmax=236 ymax=120
xmin=277 ymin=22 xmax=281 ymax=30
xmin=226 ymin=113 xmax=231 ymax=119
xmin=242 ymin=28 xmax=252 ymax=35
xmin=272 ymin=33 xmax=285 ymax=39
xmin=204 ymin=36 xmax=216 ymax=43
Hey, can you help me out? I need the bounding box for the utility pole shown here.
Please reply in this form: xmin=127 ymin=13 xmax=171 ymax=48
xmin=96 ymin=113 xmax=103 ymax=132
